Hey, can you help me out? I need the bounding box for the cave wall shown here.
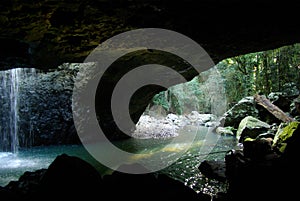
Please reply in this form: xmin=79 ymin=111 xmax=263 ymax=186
xmin=1 ymin=0 xmax=300 ymax=142
xmin=17 ymin=64 xmax=80 ymax=146
xmin=1 ymin=0 xmax=300 ymax=70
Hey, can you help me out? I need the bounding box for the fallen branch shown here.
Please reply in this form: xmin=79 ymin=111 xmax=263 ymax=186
xmin=253 ymin=94 xmax=295 ymax=123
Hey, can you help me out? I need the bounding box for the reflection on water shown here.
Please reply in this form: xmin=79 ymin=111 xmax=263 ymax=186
xmin=0 ymin=125 xmax=237 ymax=195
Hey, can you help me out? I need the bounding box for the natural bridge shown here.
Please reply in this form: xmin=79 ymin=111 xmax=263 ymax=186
xmin=1 ymin=0 xmax=300 ymax=140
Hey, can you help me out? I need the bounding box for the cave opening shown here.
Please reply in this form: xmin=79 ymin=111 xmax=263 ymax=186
xmin=0 ymin=42 xmax=299 ymax=199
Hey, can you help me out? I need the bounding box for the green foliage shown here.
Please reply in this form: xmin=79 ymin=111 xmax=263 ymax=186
xmin=148 ymin=43 xmax=300 ymax=115
xmin=149 ymin=67 xmax=226 ymax=115
xmin=217 ymin=43 xmax=300 ymax=105
xmin=152 ymin=91 xmax=170 ymax=112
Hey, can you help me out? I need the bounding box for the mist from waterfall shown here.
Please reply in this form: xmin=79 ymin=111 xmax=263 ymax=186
xmin=0 ymin=68 xmax=37 ymax=153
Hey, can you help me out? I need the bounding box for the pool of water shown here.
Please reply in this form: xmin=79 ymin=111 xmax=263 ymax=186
xmin=0 ymin=125 xmax=238 ymax=195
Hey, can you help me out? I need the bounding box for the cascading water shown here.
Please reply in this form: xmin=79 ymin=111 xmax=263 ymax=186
xmin=0 ymin=68 xmax=36 ymax=153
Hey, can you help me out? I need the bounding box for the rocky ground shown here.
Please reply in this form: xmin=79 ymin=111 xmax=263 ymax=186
xmin=132 ymin=111 xmax=221 ymax=139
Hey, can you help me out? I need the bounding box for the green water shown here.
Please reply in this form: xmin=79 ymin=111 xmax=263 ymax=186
xmin=0 ymin=125 xmax=237 ymax=195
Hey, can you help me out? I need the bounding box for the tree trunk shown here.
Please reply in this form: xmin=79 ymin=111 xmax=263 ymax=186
xmin=253 ymin=94 xmax=295 ymax=123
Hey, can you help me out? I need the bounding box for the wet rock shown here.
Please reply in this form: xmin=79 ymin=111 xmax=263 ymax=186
xmin=198 ymin=160 xmax=226 ymax=182
xmin=18 ymin=64 xmax=81 ymax=147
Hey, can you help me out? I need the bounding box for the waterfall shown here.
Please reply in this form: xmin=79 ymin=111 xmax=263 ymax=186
xmin=0 ymin=68 xmax=36 ymax=153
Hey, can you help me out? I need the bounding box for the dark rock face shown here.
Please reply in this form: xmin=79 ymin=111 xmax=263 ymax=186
xmin=0 ymin=154 xmax=210 ymax=201
xmin=1 ymin=0 xmax=300 ymax=70
xmin=17 ymin=64 xmax=81 ymax=146
xmin=1 ymin=0 xmax=300 ymax=141
xmin=37 ymin=154 xmax=104 ymax=199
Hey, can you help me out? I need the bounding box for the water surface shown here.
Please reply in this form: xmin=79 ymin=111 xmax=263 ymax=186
xmin=0 ymin=125 xmax=237 ymax=195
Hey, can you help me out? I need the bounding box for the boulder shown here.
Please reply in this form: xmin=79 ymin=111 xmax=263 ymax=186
xmin=236 ymin=116 xmax=270 ymax=143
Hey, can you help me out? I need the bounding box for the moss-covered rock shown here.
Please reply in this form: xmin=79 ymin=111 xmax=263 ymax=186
xmin=272 ymin=121 xmax=300 ymax=153
xmin=236 ymin=116 xmax=270 ymax=143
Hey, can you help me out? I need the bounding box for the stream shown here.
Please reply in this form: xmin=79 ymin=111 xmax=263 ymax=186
xmin=0 ymin=124 xmax=238 ymax=196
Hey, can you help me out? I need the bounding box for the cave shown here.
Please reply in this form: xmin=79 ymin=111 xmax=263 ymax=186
xmin=1 ymin=0 xmax=300 ymax=200
xmin=1 ymin=0 xmax=300 ymax=140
